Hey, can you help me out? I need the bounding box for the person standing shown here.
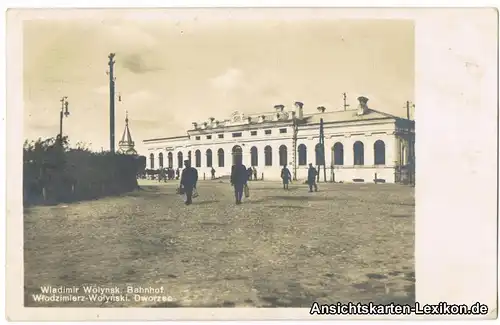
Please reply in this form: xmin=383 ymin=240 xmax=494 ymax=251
xmin=253 ymin=167 xmax=257 ymax=181
xmin=247 ymin=167 xmax=253 ymax=181
xmin=175 ymin=168 xmax=180 ymax=180
xmin=179 ymin=160 xmax=198 ymax=205
xmin=230 ymin=158 xmax=248 ymax=205
xmin=211 ymin=167 xmax=216 ymax=180
xmin=307 ymin=163 xmax=318 ymax=192
xmin=281 ymin=165 xmax=292 ymax=190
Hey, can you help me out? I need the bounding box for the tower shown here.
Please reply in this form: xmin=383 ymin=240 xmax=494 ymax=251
xmin=118 ymin=111 xmax=137 ymax=155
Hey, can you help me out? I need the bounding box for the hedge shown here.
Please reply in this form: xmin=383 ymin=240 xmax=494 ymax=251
xmin=23 ymin=136 xmax=145 ymax=206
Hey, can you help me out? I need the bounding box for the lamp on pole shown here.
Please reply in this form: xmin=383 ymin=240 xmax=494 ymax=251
xmin=58 ymin=96 xmax=70 ymax=146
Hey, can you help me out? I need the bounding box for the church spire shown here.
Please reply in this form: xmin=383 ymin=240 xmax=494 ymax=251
xmin=118 ymin=110 xmax=137 ymax=155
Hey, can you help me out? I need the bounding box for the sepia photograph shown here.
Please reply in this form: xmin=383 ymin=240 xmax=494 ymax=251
xmin=22 ymin=10 xmax=416 ymax=308
xmin=4 ymin=6 xmax=497 ymax=322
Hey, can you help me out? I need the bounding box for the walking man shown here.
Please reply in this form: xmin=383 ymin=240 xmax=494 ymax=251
xmin=230 ymin=157 xmax=248 ymax=205
xmin=281 ymin=165 xmax=292 ymax=190
xmin=307 ymin=163 xmax=318 ymax=192
xmin=179 ymin=160 xmax=198 ymax=205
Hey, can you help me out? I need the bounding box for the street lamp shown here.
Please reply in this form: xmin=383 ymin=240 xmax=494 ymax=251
xmin=58 ymin=96 xmax=70 ymax=145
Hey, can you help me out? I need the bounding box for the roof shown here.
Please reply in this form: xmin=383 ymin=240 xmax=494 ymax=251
xmin=304 ymin=108 xmax=401 ymax=124
xmin=118 ymin=112 xmax=136 ymax=150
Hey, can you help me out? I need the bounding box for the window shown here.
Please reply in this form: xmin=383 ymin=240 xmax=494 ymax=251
xmin=374 ymin=140 xmax=386 ymax=165
xmin=206 ymin=135 xmax=212 ymax=140
xmin=177 ymin=152 xmax=183 ymax=168
xmin=251 ymin=131 xmax=257 ymax=136
xmin=279 ymin=145 xmax=288 ymax=166
xmin=218 ymin=134 xmax=224 ymax=139
xmin=158 ymin=152 xmax=164 ymax=168
xmin=232 ymin=132 xmax=242 ymax=138
xmin=187 ymin=151 xmax=192 ymax=164
xmin=195 ymin=136 xmax=200 ymax=140
xmin=353 ymin=141 xmax=364 ymax=165
xmin=149 ymin=153 xmax=155 ymax=169
xmin=206 ymin=149 xmax=213 ymax=168
xmin=232 ymin=145 xmax=243 ymax=165
xmin=217 ymin=148 xmax=225 ymax=167
xmin=195 ymin=150 xmax=201 ymax=167
xmin=250 ymin=146 xmax=258 ymax=166
xmin=265 ymin=130 xmax=272 ymax=135
xmin=315 ymin=143 xmax=325 ymax=165
xmin=264 ymin=146 xmax=272 ymax=166
xmin=298 ymin=144 xmax=307 ymax=166
xmin=333 ymin=142 xmax=344 ymax=165
xmin=167 ymin=152 xmax=173 ymax=168
xmin=279 ymin=128 xmax=287 ymax=134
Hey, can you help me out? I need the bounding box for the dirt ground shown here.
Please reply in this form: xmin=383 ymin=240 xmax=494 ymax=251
xmin=24 ymin=180 xmax=415 ymax=307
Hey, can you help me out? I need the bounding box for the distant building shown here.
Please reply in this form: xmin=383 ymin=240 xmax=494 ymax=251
xmin=143 ymin=97 xmax=415 ymax=183
xmin=117 ymin=112 xmax=137 ymax=155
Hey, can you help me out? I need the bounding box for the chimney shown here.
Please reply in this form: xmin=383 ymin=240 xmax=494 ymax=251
xmin=357 ymin=96 xmax=369 ymax=115
xmin=294 ymin=101 xmax=304 ymax=119
xmin=192 ymin=122 xmax=198 ymax=129
xmin=258 ymin=115 xmax=265 ymax=123
xmin=214 ymin=120 xmax=220 ymax=127
xmin=202 ymin=122 xmax=208 ymax=129
xmin=247 ymin=116 xmax=252 ymax=124
xmin=317 ymin=106 xmax=326 ymax=113
xmin=274 ymin=104 xmax=285 ymax=112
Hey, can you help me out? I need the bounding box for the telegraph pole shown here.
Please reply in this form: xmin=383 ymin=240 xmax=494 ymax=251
xmin=58 ymin=96 xmax=70 ymax=146
xmin=343 ymin=92 xmax=349 ymax=111
xmin=108 ymin=53 xmax=116 ymax=153
xmin=406 ymin=101 xmax=415 ymax=186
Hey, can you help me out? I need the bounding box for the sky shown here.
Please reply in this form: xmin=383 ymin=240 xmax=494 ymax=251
xmin=23 ymin=9 xmax=414 ymax=155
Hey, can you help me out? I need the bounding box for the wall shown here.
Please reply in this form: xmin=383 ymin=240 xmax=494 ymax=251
xmin=143 ymin=118 xmax=409 ymax=183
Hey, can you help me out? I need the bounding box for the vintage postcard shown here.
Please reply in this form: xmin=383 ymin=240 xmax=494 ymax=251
xmin=5 ymin=6 xmax=498 ymax=321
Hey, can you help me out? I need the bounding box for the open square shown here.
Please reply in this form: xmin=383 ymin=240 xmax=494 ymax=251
xmin=24 ymin=181 xmax=415 ymax=308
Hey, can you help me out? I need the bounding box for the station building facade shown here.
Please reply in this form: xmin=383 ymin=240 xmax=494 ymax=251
xmin=143 ymin=97 xmax=415 ymax=183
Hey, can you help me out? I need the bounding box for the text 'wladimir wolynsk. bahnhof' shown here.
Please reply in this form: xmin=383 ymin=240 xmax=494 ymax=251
xmin=143 ymin=96 xmax=415 ymax=183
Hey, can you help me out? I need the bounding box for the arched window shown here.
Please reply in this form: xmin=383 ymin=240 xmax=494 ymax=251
xmin=232 ymin=145 xmax=243 ymax=165
xmin=279 ymin=145 xmax=288 ymax=166
xmin=158 ymin=152 xmax=164 ymax=168
xmin=353 ymin=141 xmax=364 ymax=165
xmin=187 ymin=151 xmax=192 ymax=164
xmin=177 ymin=151 xmax=183 ymax=168
xmin=206 ymin=149 xmax=213 ymax=168
xmin=149 ymin=153 xmax=155 ymax=169
xmin=315 ymin=143 xmax=325 ymax=165
xmin=167 ymin=152 xmax=173 ymax=168
xmin=217 ymin=148 xmax=225 ymax=167
xmin=195 ymin=150 xmax=201 ymax=167
xmin=298 ymin=144 xmax=307 ymax=166
xmin=264 ymin=146 xmax=272 ymax=166
xmin=333 ymin=142 xmax=344 ymax=165
xmin=250 ymin=146 xmax=258 ymax=166
xmin=374 ymin=140 xmax=386 ymax=165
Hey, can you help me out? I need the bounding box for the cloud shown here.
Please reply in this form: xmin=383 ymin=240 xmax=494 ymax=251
xmin=121 ymin=53 xmax=163 ymax=74
xmin=209 ymin=68 xmax=245 ymax=91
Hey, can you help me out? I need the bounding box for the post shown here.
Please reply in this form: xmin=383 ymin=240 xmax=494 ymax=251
xmin=406 ymin=101 xmax=414 ymax=186
xmin=292 ymin=117 xmax=299 ymax=181
xmin=59 ymin=96 xmax=69 ymax=146
xmin=108 ymin=53 xmax=116 ymax=153
xmin=320 ymin=118 xmax=326 ymax=182
xmin=343 ymin=92 xmax=349 ymax=111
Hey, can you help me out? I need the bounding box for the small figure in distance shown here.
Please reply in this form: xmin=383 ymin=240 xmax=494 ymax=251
xmin=281 ymin=164 xmax=292 ymax=190
xmin=307 ymin=163 xmax=318 ymax=192
xmin=230 ymin=157 xmax=248 ymax=205
xmin=179 ymin=159 xmax=198 ymax=205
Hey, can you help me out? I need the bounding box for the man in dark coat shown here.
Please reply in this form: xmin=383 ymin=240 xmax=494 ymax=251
xmin=179 ymin=160 xmax=198 ymax=205
xmin=247 ymin=167 xmax=253 ymax=181
xmin=211 ymin=167 xmax=216 ymax=180
xmin=307 ymin=163 xmax=318 ymax=192
xmin=281 ymin=165 xmax=292 ymax=190
xmin=230 ymin=158 xmax=248 ymax=205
